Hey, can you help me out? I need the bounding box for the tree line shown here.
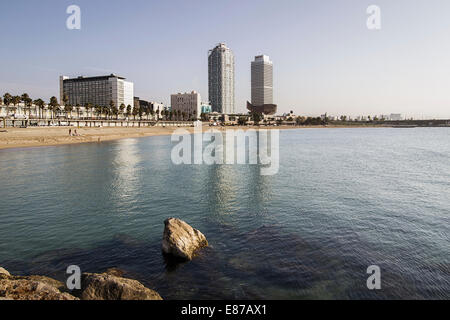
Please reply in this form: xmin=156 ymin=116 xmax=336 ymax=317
xmin=0 ymin=93 xmax=199 ymax=121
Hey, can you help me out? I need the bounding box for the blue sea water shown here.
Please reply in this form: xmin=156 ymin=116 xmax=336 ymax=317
xmin=0 ymin=127 xmax=449 ymax=299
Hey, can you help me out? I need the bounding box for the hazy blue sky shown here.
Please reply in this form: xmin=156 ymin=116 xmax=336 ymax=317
xmin=1 ymin=0 xmax=450 ymax=118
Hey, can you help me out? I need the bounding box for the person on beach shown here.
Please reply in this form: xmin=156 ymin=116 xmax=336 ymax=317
xmin=69 ymin=129 xmax=72 ymax=136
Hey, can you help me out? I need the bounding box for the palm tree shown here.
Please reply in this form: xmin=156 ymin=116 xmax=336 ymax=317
xmin=108 ymin=101 xmax=118 ymax=120
xmin=132 ymin=106 xmax=139 ymax=120
xmin=84 ymin=103 xmax=89 ymax=119
xmin=26 ymin=98 xmax=33 ymax=117
xmin=62 ymin=94 xmax=69 ymax=108
xmin=109 ymin=100 xmax=115 ymax=120
xmin=251 ymin=112 xmax=262 ymax=125
xmin=11 ymin=96 xmax=21 ymax=115
xmin=75 ymin=104 xmax=81 ymax=119
xmin=61 ymin=94 xmax=70 ymax=118
xmin=3 ymin=93 xmax=12 ymax=116
xmin=102 ymin=105 xmax=110 ymax=120
xmin=33 ymin=99 xmax=45 ymax=119
xmin=20 ymin=93 xmax=28 ymax=115
xmin=48 ymin=96 xmax=59 ymax=119
xmin=84 ymin=103 xmax=92 ymax=119
xmin=64 ymin=104 xmax=73 ymax=118
xmin=126 ymin=105 xmax=132 ymax=118
xmin=94 ymin=105 xmax=102 ymax=119
xmin=119 ymin=103 xmax=125 ymax=119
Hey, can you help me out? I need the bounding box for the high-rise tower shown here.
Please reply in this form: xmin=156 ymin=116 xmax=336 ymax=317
xmin=247 ymin=55 xmax=277 ymax=115
xmin=251 ymin=55 xmax=273 ymax=106
xmin=208 ymin=43 xmax=235 ymax=114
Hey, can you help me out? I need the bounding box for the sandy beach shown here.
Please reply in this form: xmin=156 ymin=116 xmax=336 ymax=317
xmin=0 ymin=126 xmax=196 ymax=150
xmin=0 ymin=125 xmax=296 ymax=150
xmin=0 ymin=124 xmax=385 ymax=150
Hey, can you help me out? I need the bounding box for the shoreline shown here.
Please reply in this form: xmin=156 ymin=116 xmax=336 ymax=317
xmin=0 ymin=124 xmax=398 ymax=151
xmin=0 ymin=126 xmax=194 ymax=151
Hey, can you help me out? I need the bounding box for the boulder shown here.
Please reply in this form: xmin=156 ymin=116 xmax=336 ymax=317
xmin=0 ymin=273 xmax=77 ymax=300
xmin=104 ymin=267 xmax=125 ymax=277
xmin=0 ymin=267 xmax=10 ymax=276
xmin=162 ymin=218 xmax=208 ymax=260
xmin=79 ymin=272 xmax=162 ymax=300
xmin=0 ymin=267 xmax=161 ymax=301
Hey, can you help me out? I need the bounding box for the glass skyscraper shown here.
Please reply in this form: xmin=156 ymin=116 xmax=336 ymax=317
xmin=208 ymin=43 xmax=235 ymax=114
xmin=251 ymin=55 xmax=273 ymax=106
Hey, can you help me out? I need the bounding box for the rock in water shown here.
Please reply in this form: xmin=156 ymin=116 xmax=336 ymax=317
xmin=79 ymin=272 xmax=162 ymax=300
xmin=162 ymin=218 xmax=208 ymax=260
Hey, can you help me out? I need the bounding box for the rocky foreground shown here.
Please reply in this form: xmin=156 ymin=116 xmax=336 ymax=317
xmin=1 ymin=218 xmax=208 ymax=300
xmin=0 ymin=267 xmax=162 ymax=300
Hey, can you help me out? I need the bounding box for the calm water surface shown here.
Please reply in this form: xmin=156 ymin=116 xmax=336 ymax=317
xmin=0 ymin=128 xmax=449 ymax=299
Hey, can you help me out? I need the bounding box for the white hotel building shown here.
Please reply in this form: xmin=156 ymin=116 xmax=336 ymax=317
xmin=60 ymin=74 xmax=134 ymax=108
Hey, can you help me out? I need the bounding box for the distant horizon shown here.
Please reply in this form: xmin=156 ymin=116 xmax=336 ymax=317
xmin=1 ymin=0 xmax=450 ymax=119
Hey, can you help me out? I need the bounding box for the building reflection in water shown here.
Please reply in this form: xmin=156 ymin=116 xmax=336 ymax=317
xmin=111 ymin=138 xmax=141 ymax=205
xmin=202 ymin=136 xmax=273 ymax=225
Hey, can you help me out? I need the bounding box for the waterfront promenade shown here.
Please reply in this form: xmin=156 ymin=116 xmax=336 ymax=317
xmin=0 ymin=117 xmax=192 ymax=129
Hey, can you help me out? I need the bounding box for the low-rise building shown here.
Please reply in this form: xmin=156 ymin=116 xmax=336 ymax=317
xmin=389 ymin=113 xmax=402 ymax=121
xmin=201 ymin=102 xmax=212 ymax=114
xmin=151 ymin=102 xmax=165 ymax=120
xmin=170 ymin=91 xmax=202 ymax=119
xmin=133 ymin=97 xmax=165 ymax=120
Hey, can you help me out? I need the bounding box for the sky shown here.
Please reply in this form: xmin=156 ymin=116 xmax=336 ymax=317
xmin=1 ymin=0 xmax=450 ymax=118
